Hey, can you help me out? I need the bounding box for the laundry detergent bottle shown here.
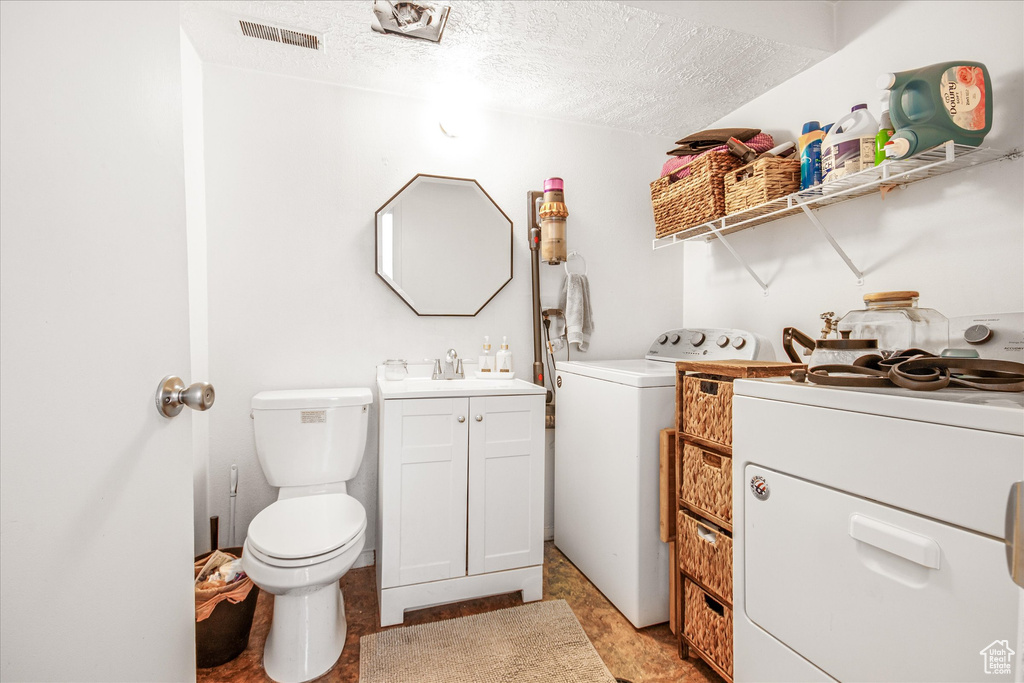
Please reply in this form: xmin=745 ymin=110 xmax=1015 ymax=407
xmin=798 ymin=121 xmax=825 ymax=189
xmin=821 ymin=104 xmax=877 ymax=183
xmin=878 ymin=61 xmax=992 ymax=159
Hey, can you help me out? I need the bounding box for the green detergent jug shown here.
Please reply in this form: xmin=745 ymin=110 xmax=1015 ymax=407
xmin=877 ymin=61 xmax=992 ymax=159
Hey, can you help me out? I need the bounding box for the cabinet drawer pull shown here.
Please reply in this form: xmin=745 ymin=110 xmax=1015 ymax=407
xmin=703 ymin=593 xmax=724 ymax=616
xmin=699 ymin=380 xmax=719 ymax=396
xmin=702 ymin=452 xmax=722 ymax=469
xmin=695 ymin=521 xmax=717 ymax=544
xmin=475 ymin=415 xmax=483 ymax=422
xmin=457 ymin=415 xmax=465 ymax=423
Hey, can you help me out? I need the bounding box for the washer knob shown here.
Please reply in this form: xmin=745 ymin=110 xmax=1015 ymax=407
xmin=657 ymin=334 xmax=668 ymax=345
xmin=963 ymin=324 xmax=993 ymax=345
xmin=690 ymin=332 xmax=706 ymax=347
xmin=731 ymin=336 xmax=746 ymax=349
xmin=716 ymin=335 xmax=730 ymax=348
xmin=669 ymin=333 xmax=681 ymax=345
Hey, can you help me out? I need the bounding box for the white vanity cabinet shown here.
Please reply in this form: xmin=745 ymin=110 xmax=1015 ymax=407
xmin=375 ymin=381 xmax=545 ymax=627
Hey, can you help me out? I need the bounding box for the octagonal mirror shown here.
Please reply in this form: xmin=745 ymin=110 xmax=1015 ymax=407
xmin=375 ymin=174 xmax=513 ymax=316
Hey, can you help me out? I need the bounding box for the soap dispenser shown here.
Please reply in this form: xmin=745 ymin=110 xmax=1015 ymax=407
xmin=478 ymin=336 xmax=496 ymax=373
xmin=495 ymin=336 xmax=513 ymax=374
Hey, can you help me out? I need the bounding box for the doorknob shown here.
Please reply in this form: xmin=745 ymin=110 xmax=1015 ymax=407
xmin=156 ymin=375 xmax=215 ymax=418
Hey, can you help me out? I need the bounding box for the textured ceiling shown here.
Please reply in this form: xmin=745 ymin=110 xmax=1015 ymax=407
xmin=181 ymin=1 xmax=834 ymax=138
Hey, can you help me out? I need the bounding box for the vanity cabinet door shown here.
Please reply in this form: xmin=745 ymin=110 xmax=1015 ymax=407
xmin=381 ymin=397 xmax=469 ymax=588
xmin=467 ymin=395 xmax=544 ymax=575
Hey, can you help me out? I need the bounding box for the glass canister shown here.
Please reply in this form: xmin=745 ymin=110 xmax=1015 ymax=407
xmin=838 ymin=291 xmax=948 ymax=356
xmin=383 ymin=359 xmax=408 ymax=380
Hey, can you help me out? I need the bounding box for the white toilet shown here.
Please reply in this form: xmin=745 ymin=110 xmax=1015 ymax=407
xmin=242 ymin=388 xmax=372 ymax=683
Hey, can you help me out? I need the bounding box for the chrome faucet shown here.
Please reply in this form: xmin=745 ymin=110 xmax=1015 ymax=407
xmin=433 ymin=348 xmax=464 ymax=380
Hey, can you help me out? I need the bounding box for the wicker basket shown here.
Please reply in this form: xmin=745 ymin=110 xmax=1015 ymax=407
xmin=681 ymin=375 xmax=734 ymax=449
xmin=683 ymin=578 xmax=734 ymax=679
xmin=680 ymin=442 xmax=733 ymax=528
xmin=651 ymin=151 xmax=744 ymax=238
xmin=678 ymin=511 xmax=733 ymax=604
xmin=724 ymin=156 xmax=800 ymax=215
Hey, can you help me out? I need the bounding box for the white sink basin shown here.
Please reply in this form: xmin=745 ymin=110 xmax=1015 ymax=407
xmin=377 ymin=376 xmax=546 ymax=399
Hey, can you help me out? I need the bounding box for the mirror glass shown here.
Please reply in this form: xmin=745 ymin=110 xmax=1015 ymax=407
xmin=376 ymin=175 xmax=513 ymax=316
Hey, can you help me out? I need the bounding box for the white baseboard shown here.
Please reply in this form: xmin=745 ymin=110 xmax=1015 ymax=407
xmin=354 ymin=548 xmax=375 ymax=569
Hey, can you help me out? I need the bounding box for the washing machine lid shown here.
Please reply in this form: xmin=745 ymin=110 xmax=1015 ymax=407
xmin=252 ymin=388 xmax=372 ymax=410
xmin=247 ymin=493 xmax=366 ymax=559
xmin=555 ymin=359 xmax=677 ymax=387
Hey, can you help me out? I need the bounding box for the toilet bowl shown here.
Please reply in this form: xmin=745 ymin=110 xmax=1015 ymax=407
xmin=242 ymin=493 xmax=367 ymax=683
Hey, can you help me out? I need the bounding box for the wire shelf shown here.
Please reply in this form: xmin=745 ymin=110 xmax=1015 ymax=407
xmin=652 ymin=142 xmax=1020 ymax=250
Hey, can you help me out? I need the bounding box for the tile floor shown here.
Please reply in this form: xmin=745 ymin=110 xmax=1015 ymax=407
xmin=197 ymin=542 xmax=718 ymax=682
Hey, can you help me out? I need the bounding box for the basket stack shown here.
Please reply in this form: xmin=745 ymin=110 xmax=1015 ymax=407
xmin=650 ymin=151 xmax=744 ymax=238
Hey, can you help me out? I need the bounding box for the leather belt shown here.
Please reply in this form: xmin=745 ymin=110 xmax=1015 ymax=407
xmin=791 ymin=349 xmax=1024 ymax=392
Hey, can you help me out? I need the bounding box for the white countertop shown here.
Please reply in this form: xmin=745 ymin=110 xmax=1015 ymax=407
xmin=376 ymin=363 xmax=546 ymax=399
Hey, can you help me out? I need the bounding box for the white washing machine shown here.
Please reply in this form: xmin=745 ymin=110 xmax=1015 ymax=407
xmin=554 ymin=328 xmax=772 ymax=628
xmin=733 ymin=378 xmax=1024 ymax=682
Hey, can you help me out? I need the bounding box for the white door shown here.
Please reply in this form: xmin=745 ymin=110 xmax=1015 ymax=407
xmin=380 ymin=397 xmax=469 ymax=587
xmin=468 ymin=395 xmax=544 ymax=575
xmin=0 ymin=3 xmax=196 ymax=681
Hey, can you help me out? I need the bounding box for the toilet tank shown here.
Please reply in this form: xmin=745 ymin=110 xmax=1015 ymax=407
xmin=251 ymin=388 xmax=372 ymax=487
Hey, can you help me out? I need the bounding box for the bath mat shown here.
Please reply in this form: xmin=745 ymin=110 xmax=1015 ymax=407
xmin=359 ymin=599 xmax=616 ymax=683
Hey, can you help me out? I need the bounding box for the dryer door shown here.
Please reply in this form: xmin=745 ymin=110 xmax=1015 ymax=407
xmin=744 ymin=464 xmax=1019 ymax=683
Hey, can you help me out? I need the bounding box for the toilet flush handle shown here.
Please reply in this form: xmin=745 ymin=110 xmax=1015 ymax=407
xmin=156 ymin=375 xmax=216 ymax=418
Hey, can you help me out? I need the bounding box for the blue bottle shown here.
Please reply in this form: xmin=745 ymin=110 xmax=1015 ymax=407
xmin=798 ymin=121 xmax=824 ymax=190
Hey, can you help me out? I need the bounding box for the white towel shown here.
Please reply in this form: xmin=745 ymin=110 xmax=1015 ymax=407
xmin=559 ymin=273 xmax=594 ymax=351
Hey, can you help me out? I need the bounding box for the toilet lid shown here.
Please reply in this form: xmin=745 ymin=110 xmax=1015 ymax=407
xmin=247 ymin=494 xmax=366 ymax=560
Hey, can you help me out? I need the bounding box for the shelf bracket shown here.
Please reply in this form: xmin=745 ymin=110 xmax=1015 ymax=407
xmin=794 ymin=197 xmax=865 ymax=285
xmin=706 ymin=220 xmax=769 ymax=296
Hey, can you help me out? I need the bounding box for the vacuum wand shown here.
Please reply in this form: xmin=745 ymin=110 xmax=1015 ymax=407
xmin=228 ymin=464 xmax=238 ymax=547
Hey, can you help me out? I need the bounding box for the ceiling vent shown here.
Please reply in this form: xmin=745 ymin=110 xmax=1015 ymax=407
xmin=239 ymin=19 xmax=320 ymax=50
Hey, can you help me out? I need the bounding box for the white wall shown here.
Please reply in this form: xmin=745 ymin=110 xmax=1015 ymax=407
xmin=680 ymin=0 xmax=1024 ymax=355
xmin=199 ymin=65 xmax=681 ymax=561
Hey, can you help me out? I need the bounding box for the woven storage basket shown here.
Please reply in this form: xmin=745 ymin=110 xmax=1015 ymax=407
xmin=681 ymin=375 xmax=734 ymax=449
xmin=683 ymin=578 xmax=734 ymax=678
xmin=680 ymin=442 xmax=733 ymax=528
xmin=678 ymin=511 xmax=733 ymax=604
xmin=651 ymin=151 xmax=744 ymax=238
xmin=724 ymin=156 xmax=800 ymax=215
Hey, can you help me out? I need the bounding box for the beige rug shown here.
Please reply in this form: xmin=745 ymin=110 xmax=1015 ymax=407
xmin=359 ymin=599 xmax=616 ymax=683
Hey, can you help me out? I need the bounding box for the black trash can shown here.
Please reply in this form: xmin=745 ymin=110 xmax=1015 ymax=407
xmin=194 ymin=546 xmax=260 ymax=669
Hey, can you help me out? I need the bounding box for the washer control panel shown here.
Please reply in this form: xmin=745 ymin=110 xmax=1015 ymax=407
xmin=645 ymin=327 xmax=765 ymax=362
xmin=948 ymin=313 xmax=1024 ymax=363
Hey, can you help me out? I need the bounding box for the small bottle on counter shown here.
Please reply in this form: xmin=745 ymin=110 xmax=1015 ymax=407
xmin=478 ymin=336 xmax=496 ymax=373
xmin=495 ymin=336 xmax=513 ymax=373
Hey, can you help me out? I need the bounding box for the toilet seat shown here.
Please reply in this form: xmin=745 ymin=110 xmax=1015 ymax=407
xmin=247 ymin=493 xmax=366 ymax=567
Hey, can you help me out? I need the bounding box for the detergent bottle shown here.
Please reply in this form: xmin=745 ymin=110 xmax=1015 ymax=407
xmin=821 ymin=104 xmax=877 ymax=184
xmin=875 ymin=94 xmax=895 ymax=166
xmin=878 ymin=61 xmax=992 ymax=159
xmin=798 ymin=121 xmax=825 ymax=190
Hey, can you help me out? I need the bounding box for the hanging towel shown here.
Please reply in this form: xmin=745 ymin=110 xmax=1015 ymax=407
xmin=559 ymin=273 xmax=594 ymax=352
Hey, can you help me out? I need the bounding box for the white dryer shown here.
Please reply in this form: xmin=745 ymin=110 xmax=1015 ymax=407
xmin=733 ymin=379 xmax=1024 ymax=682
xmin=554 ymin=328 xmax=772 ymax=628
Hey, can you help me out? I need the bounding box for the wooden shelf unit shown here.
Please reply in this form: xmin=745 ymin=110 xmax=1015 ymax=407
xmin=673 ymin=360 xmax=803 ymax=681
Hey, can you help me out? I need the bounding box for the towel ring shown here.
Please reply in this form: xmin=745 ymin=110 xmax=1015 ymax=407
xmin=564 ymin=251 xmax=587 ymax=276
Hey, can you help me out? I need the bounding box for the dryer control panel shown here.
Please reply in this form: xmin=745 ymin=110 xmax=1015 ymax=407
xmin=644 ymin=327 xmax=773 ymax=363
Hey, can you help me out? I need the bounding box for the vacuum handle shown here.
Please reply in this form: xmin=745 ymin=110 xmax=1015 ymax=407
xmin=782 ymin=327 xmax=816 ymax=363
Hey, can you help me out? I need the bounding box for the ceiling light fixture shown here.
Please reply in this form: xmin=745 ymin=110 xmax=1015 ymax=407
xmin=370 ymin=1 xmax=450 ymax=43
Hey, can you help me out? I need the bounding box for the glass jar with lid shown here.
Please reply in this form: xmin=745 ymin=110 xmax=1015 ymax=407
xmin=838 ymin=291 xmax=948 ymax=356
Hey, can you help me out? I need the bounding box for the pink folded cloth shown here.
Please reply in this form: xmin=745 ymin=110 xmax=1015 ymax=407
xmin=660 ymin=133 xmax=775 ymax=180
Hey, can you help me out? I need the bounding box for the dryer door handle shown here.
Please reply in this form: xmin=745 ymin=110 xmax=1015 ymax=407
xmin=1009 ymin=481 xmax=1024 ymax=588
xmin=849 ymin=514 xmax=940 ymax=569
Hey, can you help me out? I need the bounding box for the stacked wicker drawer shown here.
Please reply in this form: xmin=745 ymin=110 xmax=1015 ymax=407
xmin=674 ymin=360 xmax=802 ymax=682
